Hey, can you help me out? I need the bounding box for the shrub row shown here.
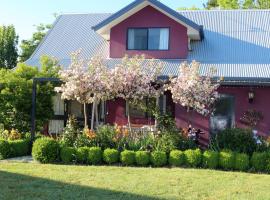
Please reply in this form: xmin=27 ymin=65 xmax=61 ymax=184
xmin=0 ymin=139 xmax=30 ymax=159
xmin=32 ymin=138 xmax=270 ymax=173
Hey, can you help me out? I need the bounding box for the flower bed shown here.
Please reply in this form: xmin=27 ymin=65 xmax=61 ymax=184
xmin=31 ymin=137 xmax=270 ymax=174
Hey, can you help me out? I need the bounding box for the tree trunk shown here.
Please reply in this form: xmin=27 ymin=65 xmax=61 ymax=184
xmin=90 ymin=100 xmax=96 ymax=130
xmin=95 ymin=100 xmax=99 ymax=128
xmin=126 ymin=100 xmax=132 ymax=132
xmin=155 ymin=96 xmax=160 ymax=130
xmin=83 ymin=103 xmax=88 ymax=129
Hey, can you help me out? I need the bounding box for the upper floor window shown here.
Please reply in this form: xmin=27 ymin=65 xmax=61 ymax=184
xmin=127 ymin=28 xmax=169 ymax=50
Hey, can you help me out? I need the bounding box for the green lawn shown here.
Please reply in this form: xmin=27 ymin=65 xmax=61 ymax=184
xmin=0 ymin=163 xmax=270 ymax=200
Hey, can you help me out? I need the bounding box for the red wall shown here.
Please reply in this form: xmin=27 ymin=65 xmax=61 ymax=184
xmin=110 ymin=6 xmax=188 ymax=59
xmin=175 ymin=87 xmax=270 ymax=142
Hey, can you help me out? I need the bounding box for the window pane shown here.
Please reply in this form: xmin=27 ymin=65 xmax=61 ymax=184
xmin=128 ymin=29 xmax=148 ymax=50
xmin=148 ymin=28 xmax=169 ymax=50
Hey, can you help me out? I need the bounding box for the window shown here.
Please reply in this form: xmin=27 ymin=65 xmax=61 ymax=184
xmin=127 ymin=28 xmax=169 ymax=50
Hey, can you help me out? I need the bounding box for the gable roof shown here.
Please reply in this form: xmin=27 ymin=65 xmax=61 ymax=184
xmin=92 ymin=0 xmax=203 ymax=40
xmin=26 ymin=10 xmax=270 ymax=85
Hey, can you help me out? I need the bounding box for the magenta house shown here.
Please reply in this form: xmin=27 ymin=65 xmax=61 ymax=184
xmin=26 ymin=0 xmax=270 ymax=143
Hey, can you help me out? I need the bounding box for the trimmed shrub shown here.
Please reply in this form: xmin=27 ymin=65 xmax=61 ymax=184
xmin=202 ymin=150 xmax=219 ymax=169
xmin=9 ymin=139 xmax=30 ymax=157
xmin=184 ymin=149 xmax=202 ymax=167
xmin=169 ymin=150 xmax=185 ymax=166
xmin=219 ymin=150 xmax=235 ymax=170
xmin=121 ymin=150 xmax=136 ymax=166
xmin=0 ymin=140 xmax=11 ymax=159
xmin=76 ymin=147 xmax=89 ymax=164
xmin=60 ymin=147 xmax=77 ymax=164
xmin=150 ymin=151 xmax=167 ymax=167
xmin=251 ymin=152 xmax=268 ymax=172
xmin=103 ymin=148 xmax=119 ymax=164
xmin=88 ymin=147 xmax=103 ymax=165
xmin=135 ymin=151 xmax=150 ymax=166
xmin=32 ymin=138 xmax=60 ymax=163
xmin=234 ymin=153 xmax=249 ymax=171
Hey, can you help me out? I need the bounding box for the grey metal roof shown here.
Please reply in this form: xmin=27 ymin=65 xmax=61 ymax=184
xmin=92 ymin=0 xmax=203 ymax=36
xmin=26 ymin=10 xmax=270 ymax=84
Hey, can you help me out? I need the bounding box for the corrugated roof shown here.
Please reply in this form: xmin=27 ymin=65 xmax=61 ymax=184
xmin=26 ymin=10 xmax=270 ymax=83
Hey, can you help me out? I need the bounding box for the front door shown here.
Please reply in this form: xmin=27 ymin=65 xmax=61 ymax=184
xmin=210 ymin=95 xmax=235 ymax=135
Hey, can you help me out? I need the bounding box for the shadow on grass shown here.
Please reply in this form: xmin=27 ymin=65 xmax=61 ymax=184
xmin=0 ymin=171 xmax=163 ymax=200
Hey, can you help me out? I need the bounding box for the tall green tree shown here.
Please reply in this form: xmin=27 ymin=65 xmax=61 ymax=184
xmin=0 ymin=56 xmax=60 ymax=132
xmin=217 ymin=0 xmax=240 ymax=9
xmin=204 ymin=0 xmax=270 ymax=9
xmin=0 ymin=25 xmax=18 ymax=69
xmin=204 ymin=0 xmax=219 ymax=9
xmin=20 ymin=23 xmax=52 ymax=62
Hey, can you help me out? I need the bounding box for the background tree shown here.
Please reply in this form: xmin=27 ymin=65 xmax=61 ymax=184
xmin=167 ymin=61 xmax=220 ymax=126
xmin=20 ymin=23 xmax=52 ymax=62
xmin=0 ymin=25 xmax=18 ymax=69
xmin=203 ymin=0 xmax=270 ymax=9
xmin=203 ymin=0 xmax=219 ymax=9
xmin=0 ymin=56 xmax=59 ymax=132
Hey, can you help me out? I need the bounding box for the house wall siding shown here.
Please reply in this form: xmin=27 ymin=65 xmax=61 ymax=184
xmin=110 ymin=6 xmax=188 ymax=59
xmin=175 ymin=87 xmax=270 ymax=143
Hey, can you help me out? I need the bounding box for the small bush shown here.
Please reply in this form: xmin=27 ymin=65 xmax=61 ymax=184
xmin=234 ymin=153 xmax=249 ymax=171
xmin=219 ymin=150 xmax=235 ymax=170
xmin=103 ymin=148 xmax=119 ymax=164
xmin=202 ymin=150 xmax=219 ymax=169
xmin=0 ymin=140 xmax=11 ymax=159
xmin=88 ymin=147 xmax=103 ymax=165
xmin=212 ymin=128 xmax=258 ymax=155
xmin=251 ymin=152 xmax=268 ymax=172
xmin=184 ymin=149 xmax=202 ymax=167
xmin=135 ymin=151 xmax=150 ymax=166
xmin=60 ymin=147 xmax=77 ymax=164
xmin=9 ymin=139 xmax=30 ymax=157
xmin=120 ymin=150 xmax=136 ymax=166
xmin=76 ymin=147 xmax=89 ymax=164
xmin=150 ymin=151 xmax=167 ymax=167
xmin=32 ymin=138 xmax=60 ymax=163
xmin=169 ymin=150 xmax=185 ymax=166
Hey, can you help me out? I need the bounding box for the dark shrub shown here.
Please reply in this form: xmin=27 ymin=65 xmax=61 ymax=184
xmin=135 ymin=151 xmax=150 ymax=166
xmin=212 ymin=128 xmax=258 ymax=155
xmin=184 ymin=149 xmax=202 ymax=167
xmin=76 ymin=147 xmax=89 ymax=164
xmin=96 ymin=126 xmax=116 ymax=149
xmin=234 ymin=153 xmax=249 ymax=171
xmin=202 ymin=150 xmax=219 ymax=169
xmin=0 ymin=140 xmax=11 ymax=159
xmin=121 ymin=150 xmax=136 ymax=166
xmin=103 ymin=148 xmax=119 ymax=164
xmin=251 ymin=152 xmax=268 ymax=172
xmin=150 ymin=151 xmax=167 ymax=167
xmin=9 ymin=139 xmax=30 ymax=157
xmin=155 ymin=132 xmax=181 ymax=153
xmin=60 ymin=147 xmax=77 ymax=164
xmin=219 ymin=150 xmax=235 ymax=170
xmin=88 ymin=147 xmax=103 ymax=165
xmin=169 ymin=150 xmax=185 ymax=166
xmin=32 ymin=138 xmax=60 ymax=163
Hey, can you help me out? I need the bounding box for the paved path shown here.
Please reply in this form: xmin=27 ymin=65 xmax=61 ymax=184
xmin=0 ymin=156 xmax=34 ymax=163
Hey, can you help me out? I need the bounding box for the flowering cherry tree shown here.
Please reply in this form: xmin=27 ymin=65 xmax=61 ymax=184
xmin=167 ymin=61 xmax=220 ymax=120
xmin=55 ymin=50 xmax=111 ymax=130
xmin=111 ymin=55 xmax=163 ymax=129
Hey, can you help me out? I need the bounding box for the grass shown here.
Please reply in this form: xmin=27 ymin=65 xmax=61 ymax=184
xmin=0 ymin=163 xmax=270 ymax=200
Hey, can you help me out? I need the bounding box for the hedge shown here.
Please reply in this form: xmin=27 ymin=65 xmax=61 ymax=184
xmin=135 ymin=151 xmax=150 ymax=166
xmin=60 ymin=147 xmax=77 ymax=164
xmin=9 ymin=139 xmax=30 ymax=157
xmin=202 ymin=150 xmax=219 ymax=169
xmin=150 ymin=151 xmax=167 ymax=167
xmin=32 ymin=138 xmax=60 ymax=163
xmin=184 ymin=149 xmax=202 ymax=167
xmin=103 ymin=148 xmax=119 ymax=164
xmin=88 ymin=147 xmax=103 ymax=165
xmin=0 ymin=140 xmax=11 ymax=159
xmin=169 ymin=150 xmax=185 ymax=167
xmin=219 ymin=150 xmax=235 ymax=170
xmin=76 ymin=147 xmax=90 ymax=164
xmin=121 ymin=150 xmax=136 ymax=166
xmin=234 ymin=153 xmax=249 ymax=171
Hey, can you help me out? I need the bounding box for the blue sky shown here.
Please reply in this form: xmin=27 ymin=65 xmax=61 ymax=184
xmin=0 ymin=0 xmax=205 ymax=41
